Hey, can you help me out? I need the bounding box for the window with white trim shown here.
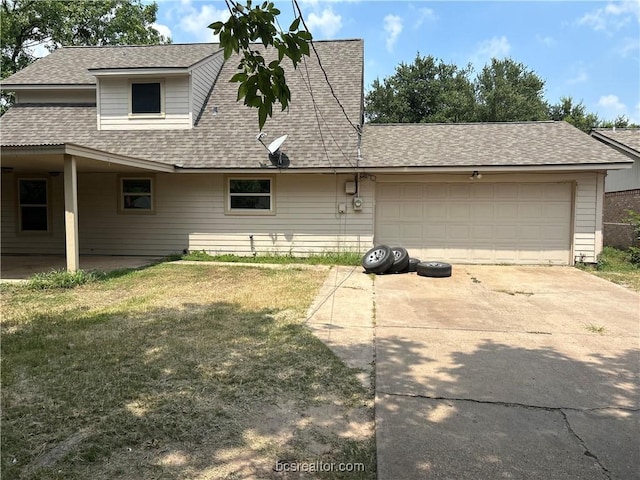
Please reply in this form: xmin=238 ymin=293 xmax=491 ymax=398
xmin=228 ymin=178 xmax=273 ymax=213
xmin=121 ymin=177 xmax=153 ymax=211
xmin=19 ymin=178 xmax=48 ymax=231
xmin=131 ymin=81 xmax=162 ymax=115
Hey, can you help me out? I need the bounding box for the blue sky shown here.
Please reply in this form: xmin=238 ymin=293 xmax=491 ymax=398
xmin=151 ymin=0 xmax=640 ymax=123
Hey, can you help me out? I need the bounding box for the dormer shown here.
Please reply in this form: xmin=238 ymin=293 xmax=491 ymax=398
xmin=89 ymin=46 xmax=224 ymax=131
xmin=1 ymin=44 xmax=224 ymax=131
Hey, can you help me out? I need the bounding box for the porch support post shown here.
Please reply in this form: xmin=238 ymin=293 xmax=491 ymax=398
xmin=63 ymin=154 xmax=79 ymax=272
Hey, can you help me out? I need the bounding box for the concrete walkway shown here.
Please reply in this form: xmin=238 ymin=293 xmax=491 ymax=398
xmin=305 ymin=266 xmax=375 ymax=389
xmin=306 ymin=265 xmax=640 ymax=480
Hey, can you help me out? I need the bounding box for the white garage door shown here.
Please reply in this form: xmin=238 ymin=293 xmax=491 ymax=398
xmin=376 ymin=182 xmax=572 ymax=264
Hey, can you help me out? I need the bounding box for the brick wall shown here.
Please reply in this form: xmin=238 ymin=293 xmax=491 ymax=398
xmin=603 ymin=189 xmax=640 ymax=248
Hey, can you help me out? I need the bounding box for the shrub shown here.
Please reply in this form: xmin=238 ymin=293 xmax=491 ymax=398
xmin=628 ymin=247 xmax=640 ymax=266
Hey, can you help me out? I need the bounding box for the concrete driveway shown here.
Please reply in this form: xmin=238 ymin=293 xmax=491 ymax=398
xmin=374 ymin=265 xmax=639 ymax=480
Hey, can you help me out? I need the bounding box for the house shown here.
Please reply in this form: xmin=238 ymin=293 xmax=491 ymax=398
xmin=0 ymin=40 xmax=633 ymax=271
xmin=590 ymin=128 xmax=640 ymax=248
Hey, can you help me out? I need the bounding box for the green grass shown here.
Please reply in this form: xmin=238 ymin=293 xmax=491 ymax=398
xmin=1 ymin=264 xmax=375 ymax=479
xmin=577 ymin=246 xmax=640 ymax=291
xmin=181 ymin=250 xmax=362 ymax=266
xmin=26 ymin=269 xmax=106 ymax=290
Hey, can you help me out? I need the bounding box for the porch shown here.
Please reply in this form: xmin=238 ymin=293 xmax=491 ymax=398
xmin=0 ymin=255 xmax=162 ymax=281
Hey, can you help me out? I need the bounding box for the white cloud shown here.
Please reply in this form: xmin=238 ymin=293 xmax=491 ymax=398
xmin=176 ymin=2 xmax=230 ymax=42
xmin=567 ymin=71 xmax=589 ymax=85
xmin=619 ymin=36 xmax=640 ymax=58
xmin=470 ymin=36 xmax=511 ymax=67
xmin=566 ymin=63 xmax=589 ymax=85
xmin=578 ymin=0 xmax=639 ymax=33
xmin=383 ymin=14 xmax=403 ymax=52
xmin=597 ymin=94 xmax=628 ymax=119
xmin=307 ymin=8 xmax=343 ymax=39
xmin=413 ymin=7 xmax=436 ymax=29
xmin=536 ymin=34 xmax=556 ymax=47
xmin=151 ymin=22 xmax=172 ymax=40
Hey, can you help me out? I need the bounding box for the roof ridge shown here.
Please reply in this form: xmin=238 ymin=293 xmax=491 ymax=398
xmin=61 ymin=42 xmax=217 ymax=49
xmin=366 ymin=121 xmax=558 ymax=127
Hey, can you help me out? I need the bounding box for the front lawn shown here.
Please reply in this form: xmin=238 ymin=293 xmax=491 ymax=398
xmin=1 ymin=264 xmax=375 ymax=479
xmin=578 ymin=246 xmax=640 ymax=291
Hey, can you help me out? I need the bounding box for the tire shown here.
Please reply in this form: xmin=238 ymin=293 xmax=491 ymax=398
xmin=362 ymin=245 xmax=395 ymax=274
xmin=402 ymin=257 xmax=421 ymax=273
xmin=416 ymin=261 xmax=452 ymax=278
xmin=387 ymin=246 xmax=410 ymax=274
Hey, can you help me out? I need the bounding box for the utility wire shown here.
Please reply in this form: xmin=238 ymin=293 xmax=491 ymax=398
xmin=297 ymin=59 xmax=357 ymax=170
xmin=292 ymin=0 xmax=361 ymax=134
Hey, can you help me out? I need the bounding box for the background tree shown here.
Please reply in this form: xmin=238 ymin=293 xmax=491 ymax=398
xmin=1 ymin=0 xmax=168 ymax=113
xmin=547 ymin=96 xmax=599 ymax=133
xmin=474 ymin=58 xmax=548 ymax=122
xmin=365 ymin=54 xmax=476 ymax=123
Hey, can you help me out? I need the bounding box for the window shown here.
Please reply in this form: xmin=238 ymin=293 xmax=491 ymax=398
xmin=19 ymin=179 xmax=48 ymax=231
xmin=121 ymin=178 xmax=153 ymax=212
xmin=228 ymin=178 xmax=273 ymax=213
xmin=131 ymin=82 xmax=162 ymax=114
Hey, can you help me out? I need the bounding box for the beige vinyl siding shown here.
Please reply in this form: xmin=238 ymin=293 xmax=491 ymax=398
xmin=73 ymin=173 xmax=373 ymax=256
xmin=1 ymin=173 xmax=66 ymax=254
xmin=605 ymin=160 xmax=640 ymax=192
xmin=98 ymin=76 xmax=191 ymax=130
xmin=15 ymin=89 xmax=96 ymax=104
xmin=191 ymin=54 xmax=224 ymax=125
xmin=573 ymin=173 xmax=602 ymax=263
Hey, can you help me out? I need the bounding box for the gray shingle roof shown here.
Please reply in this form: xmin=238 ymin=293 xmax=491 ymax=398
xmin=360 ymin=122 xmax=633 ymax=168
xmin=1 ymin=43 xmax=219 ymax=85
xmin=0 ymin=40 xmax=364 ymax=169
xmin=2 ymin=40 xmax=631 ymax=170
xmin=591 ymin=128 xmax=640 ymax=157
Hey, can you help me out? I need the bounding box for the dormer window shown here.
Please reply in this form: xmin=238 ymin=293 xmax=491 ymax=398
xmin=130 ymin=80 xmax=164 ymax=116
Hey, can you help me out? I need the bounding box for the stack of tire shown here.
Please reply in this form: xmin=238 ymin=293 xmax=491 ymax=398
xmin=361 ymin=245 xmax=452 ymax=278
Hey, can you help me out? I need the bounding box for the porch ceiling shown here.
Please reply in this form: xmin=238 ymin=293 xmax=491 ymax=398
xmin=0 ymin=152 xmax=164 ymax=173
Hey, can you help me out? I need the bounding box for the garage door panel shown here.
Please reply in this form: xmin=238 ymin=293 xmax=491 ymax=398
xmin=520 ymin=184 xmax=545 ymax=199
xmin=426 ymin=204 xmax=447 ymax=219
xmin=519 ymin=225 xmax=543 ymax=241
xmin=424 ymin=224 xmax=446 ymax=240
xmin=402 ymin=203 xmax=423 ymax=218
xmin=378 ymin=203 xmax=401 ymax=218
xmin=448 ymin=224 xmax=470 ymax=239
xmin=519 ymin=204 xmax=544 ymax=218
xmin=472 ymin=225 xmax=494 ymax=240
xmin=496 ymin=204 xmax=519 ymax=218
xmin=545 ymin=183 xmax=571 ymax=199
xmin=450 ymin=204 xmax=471 ymax=220
xmin=402 ymin=184 xmax=425 ymax=199
xmin=450 ymin=184 xmax=471 ymax=199
xmin=496 ymin=184 xmax=519 ymax=199
xmin=425 ymin=185 xmax=447 ymax=199
xmin=471 ymin=204 xmax=494 ymax=219
xmin=544 ymin=203 xmax=572 ymax=218
xmin=376 ymin=182 xmax=571 ymax=265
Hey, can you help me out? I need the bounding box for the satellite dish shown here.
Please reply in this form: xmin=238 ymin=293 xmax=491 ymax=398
xmin=267 ymin=135 xmax=287 ymax=154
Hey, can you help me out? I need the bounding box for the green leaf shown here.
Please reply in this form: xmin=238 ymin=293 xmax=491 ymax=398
xmin=209 ymin=21 xmax=223 ymax=32
xmin=258 ymin=104 xmax=268 ymax=130
xmin=237 ymin=81 xmax=248 ymax=101
xmin=289 ymin=17 xmax=300 ymax=32
xmin=230 ymin=72 xmax=249 ymax=83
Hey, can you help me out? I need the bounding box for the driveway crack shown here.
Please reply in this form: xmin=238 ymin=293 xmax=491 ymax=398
xmin=560 ymin=410 xmax=612 ymax=480
xmin=376 ymin=391 xmax=640 ymax=414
